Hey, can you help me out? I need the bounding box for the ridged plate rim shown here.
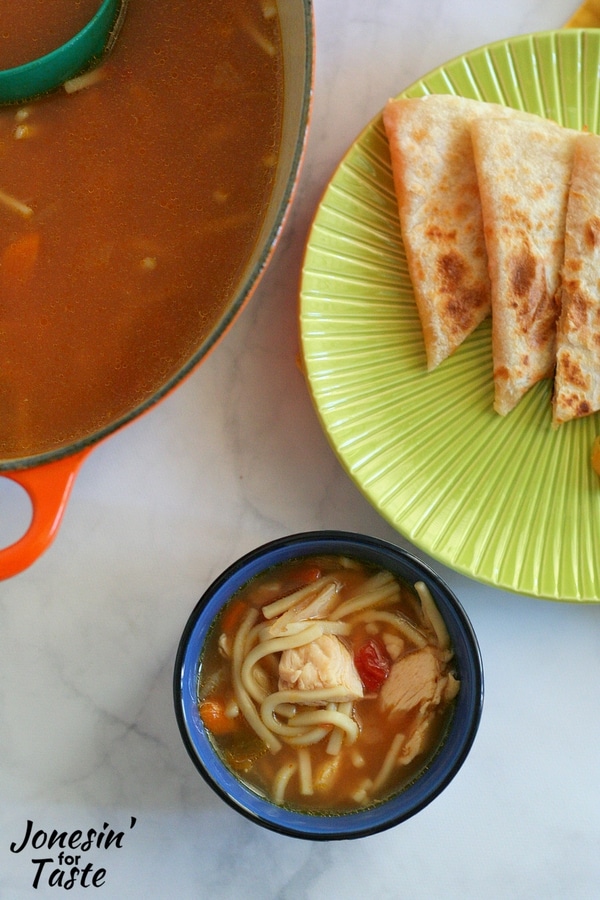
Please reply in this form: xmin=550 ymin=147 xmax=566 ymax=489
xmin=300 ymin=29 xmax=600 ymax=603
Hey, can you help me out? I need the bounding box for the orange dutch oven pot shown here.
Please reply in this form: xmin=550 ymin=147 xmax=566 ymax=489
xmin=0 ymin=0 xmax=314 ymax=580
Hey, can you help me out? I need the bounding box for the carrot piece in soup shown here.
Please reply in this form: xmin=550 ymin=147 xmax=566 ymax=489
xmin=220 ymin=599 xmax=248 ymax=637
xmin=199 ymin=698 xmax=238 ymax=735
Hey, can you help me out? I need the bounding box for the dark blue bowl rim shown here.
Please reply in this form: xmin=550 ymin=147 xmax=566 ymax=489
xmin=173 ymin=530 xmax=484 ymax=840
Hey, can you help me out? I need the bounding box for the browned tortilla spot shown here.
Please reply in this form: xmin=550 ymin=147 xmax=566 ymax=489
xmin=562 ymin=393 xmax=592 ymax=417
xmin=565 ymin=287 xmax=588 ymax=329
xmin=584 ymin=215 xmax=600 ymax=250
xmin=426 ymin=225 xmax=458 ymax=242
xmin=565 ymin=257 xmax=583 ymax=273
xmin=437 ymin=251 xmax=466 ymax=292
xmin=444 ymin=286 xmax=488 ymax=333
xmin=560 ymin=353 xmax=588 ymax=390
xmin=510 ymin=248 xmax=537 ymax=297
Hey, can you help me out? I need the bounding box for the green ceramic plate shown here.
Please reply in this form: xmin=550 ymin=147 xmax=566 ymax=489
xmin=300 ymin=29 xmax=600 ymax=602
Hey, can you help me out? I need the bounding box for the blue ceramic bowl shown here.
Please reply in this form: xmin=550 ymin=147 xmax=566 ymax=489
xmin=173 ymin=531 xmax=483 ymax=840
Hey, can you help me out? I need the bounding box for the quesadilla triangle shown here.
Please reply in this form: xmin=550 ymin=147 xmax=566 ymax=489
xmin=470 ymin=115 xmax=578 ymax=416
xmin=383 ymin=94 xmax=494 ymax=370
xmin=553 ymin=131 xmax=600 ymax=426
xmin=382 ymin=95 xmax=555 ymax=371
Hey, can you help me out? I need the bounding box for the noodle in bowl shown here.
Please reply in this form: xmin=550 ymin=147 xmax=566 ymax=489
xmin=173 ymin=532 xmax=484 ymax=840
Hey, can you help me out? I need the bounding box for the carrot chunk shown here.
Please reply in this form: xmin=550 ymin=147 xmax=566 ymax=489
xmin=199 ymin=698 xmax=238 ymax=735
xmin=220 ymin=599 xmax=248 ymax=637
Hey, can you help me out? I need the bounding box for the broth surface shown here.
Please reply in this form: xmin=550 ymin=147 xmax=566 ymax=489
xmin=198 ymin=555 xmax=460 ymax=814
xmin=0 ymin=1 xmax=103 ymax=67
xmin=0 ymin=0 xmax=282 ymax=460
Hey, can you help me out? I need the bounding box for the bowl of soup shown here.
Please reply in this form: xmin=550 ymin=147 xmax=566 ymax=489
xmin=0 ymin=0 xmax=313 ymax=579
xmin=173 ymin=531 xmax=484 ymax=840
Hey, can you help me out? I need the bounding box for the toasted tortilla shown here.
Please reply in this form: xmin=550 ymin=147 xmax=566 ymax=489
xmin=383 ymin=95 xmax=553 ymax=370
xmin=383 ymin=95 xmax=494 ymax=369
xmin=553 ymin=132 xmax=600 ymax=426
xmin=471 ymin=115 xmax=577 ymax=415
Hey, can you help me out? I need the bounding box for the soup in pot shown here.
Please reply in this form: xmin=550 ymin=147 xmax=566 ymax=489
xmin=0 ymin=0 xmax=103 ymax=67
xmin=197 ymin=555 xmax=460 ymax=813
xmin=0 ymin=0 xmax=283 ymax=460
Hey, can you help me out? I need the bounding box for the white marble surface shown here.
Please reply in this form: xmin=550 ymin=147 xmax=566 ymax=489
xmin=1 ymin=0 xmax=599 ymax=897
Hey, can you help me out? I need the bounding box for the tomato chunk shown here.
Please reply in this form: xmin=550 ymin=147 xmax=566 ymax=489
xmin=354 ymin=638 xmax=391 ymax=693
xmin=296 ymin=564 xmax=322 ymax=585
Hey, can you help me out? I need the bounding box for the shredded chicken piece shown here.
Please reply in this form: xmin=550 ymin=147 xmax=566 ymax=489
xmin=278 ymin=633 xmax=363 ymax=702
xmin=398 ymin=715 xmax=433 ymax=766
xmin=378 ymin=647 xmax=441 ymax=717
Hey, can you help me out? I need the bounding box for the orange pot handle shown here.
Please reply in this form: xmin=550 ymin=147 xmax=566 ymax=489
xmin=0 ymin=447 xmax=92 ymax=580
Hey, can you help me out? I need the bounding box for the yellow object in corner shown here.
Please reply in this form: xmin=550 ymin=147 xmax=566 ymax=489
xmin=566 ymin=7 xmax=600 ymax=477
xmin=566 ymin=0 xmax=600 ymax=27
xmin=591 ymin=436 xmax=600 ymax=476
